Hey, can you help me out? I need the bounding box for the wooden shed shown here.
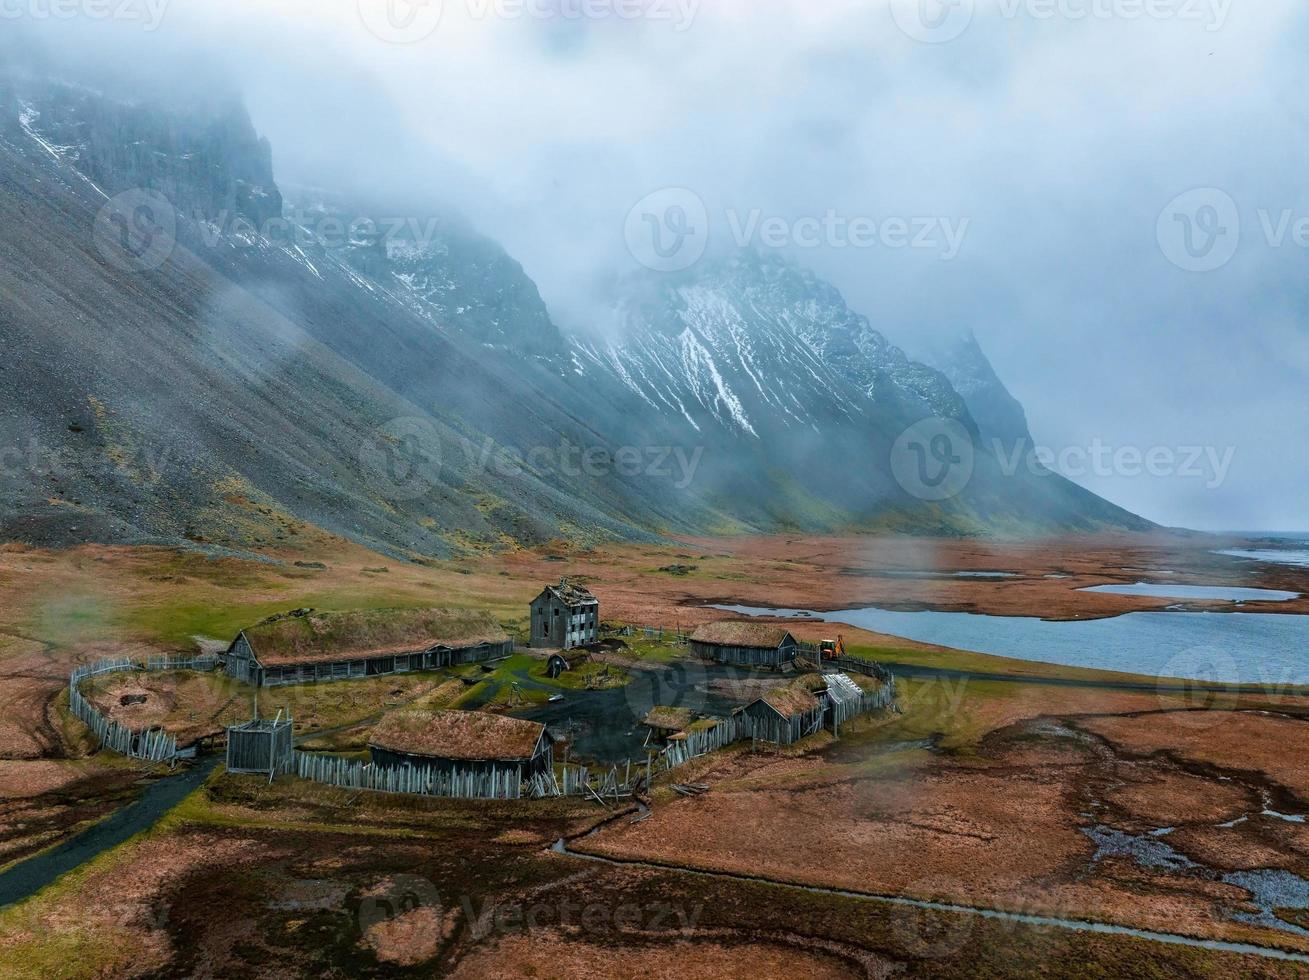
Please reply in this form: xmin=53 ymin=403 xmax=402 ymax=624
xmin=530 ymin=579 xmax=599 ymax=650
xmin=224 ymin=607 xmax=513 ymax=687
xmin=642 ymin=705 xmax=698 ymax=744
xmin=368 ymin=709 xmax=555 ymax=782
xmin=690 ymin=621 xmax=798 ymax=669
xmin=226 ymin=712 xmax=293 ymax=775
xmin=737 ymin=681 xmax=824 ymax=745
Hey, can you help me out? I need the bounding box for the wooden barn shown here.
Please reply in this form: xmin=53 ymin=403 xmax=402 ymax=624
xmin=224 ymin=607 xmax=513 ymax=687
xmin=690 ymin=621 xmax=798 ymax=669
xmin=368 ymin=709 xmax=555 ymax=782
xmin=737 ymin=681 xmax=825 ymax=745
xmin=530 ymin=579 xmax=599 ymax=650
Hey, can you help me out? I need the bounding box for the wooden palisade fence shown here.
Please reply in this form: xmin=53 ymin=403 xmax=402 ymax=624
xmin=68 ymin=655 xmax=220 ymax=764
xmin=292 ymin=750 xmax=524 ymax=800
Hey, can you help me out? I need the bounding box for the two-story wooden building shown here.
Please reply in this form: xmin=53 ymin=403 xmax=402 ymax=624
xmin=529 ymin=579 xmax=599 ymax=650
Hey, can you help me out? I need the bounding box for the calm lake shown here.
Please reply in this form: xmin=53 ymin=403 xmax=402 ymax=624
xmin=1216 ymin=549 xmax=1309 ymax=569
xmin=714 ymin=604 xmax=1309 ymax=686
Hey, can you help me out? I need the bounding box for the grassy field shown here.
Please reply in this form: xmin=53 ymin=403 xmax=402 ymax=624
xmin=5 ymin=535 xmax=1309 ymax=977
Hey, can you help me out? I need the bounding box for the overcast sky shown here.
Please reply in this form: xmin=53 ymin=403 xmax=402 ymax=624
xmin=25 ymin=1 xmax=1309 ymax=531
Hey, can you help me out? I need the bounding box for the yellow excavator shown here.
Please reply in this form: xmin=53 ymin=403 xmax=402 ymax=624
xmin=819 ymin=635 xmax=846 ymax=660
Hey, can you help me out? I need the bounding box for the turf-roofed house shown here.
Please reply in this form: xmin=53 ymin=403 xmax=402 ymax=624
xmin=368 ymin=709 xmax=556 ymax=781
xmin=737 ymin=679 xmax=826 ymax=745
xmin=690 ymin=621 xmax=799 ymax=670
xmin=223 ymin=607 xmax=513 ymax=686
xmin=529 ymin=579 xmax=600 ymax=650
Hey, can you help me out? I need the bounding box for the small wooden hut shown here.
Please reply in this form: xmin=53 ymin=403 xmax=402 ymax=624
xmin=737 ymin=682 xmax=824 ymax=745
xmin=690 ymin=621 xmax=798 ymax=669
xmin=224 ymin=608 xmax=513 ymax=687
xmin=226 ymin=710 xmax=293 ymax=775
xmin=642 ymin=705 xmax=698 ymax=744
xmin=368 ymin=709 xmax=555 ymax=782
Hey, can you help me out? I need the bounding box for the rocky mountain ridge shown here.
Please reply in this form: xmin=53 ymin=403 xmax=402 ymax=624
xmin=0 ymin=74 xmax=1153 ymax=555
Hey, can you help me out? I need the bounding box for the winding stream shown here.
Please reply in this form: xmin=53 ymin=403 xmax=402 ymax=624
xmin=0 ymin=757 xmax=219 ymax=908
xmin=552 ymin=835 xmax=1309 ymax=964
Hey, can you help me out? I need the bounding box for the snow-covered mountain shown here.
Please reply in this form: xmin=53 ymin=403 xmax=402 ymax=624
xmin=910 ymin=330 xmax=1033 ymax=449
xmin=571 ymin=252 xmax=971 ymax=443
xmin=0 ymin=72 xmax=1152 ymax=553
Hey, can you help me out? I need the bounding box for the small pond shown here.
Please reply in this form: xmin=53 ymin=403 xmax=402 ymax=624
xmin=1080 ymin=582 xmax=1301 ymax=603
xmin=851 ymin=570 xmax=1018 ymax=580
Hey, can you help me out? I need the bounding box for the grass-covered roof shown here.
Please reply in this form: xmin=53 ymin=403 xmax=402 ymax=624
xmin=243 ymin=607 xmax=509 ymax=666
xmin=690 ymin=621 xmax=795 ymax=649
xmin=368 ymin=709 xmax=547 ymax=762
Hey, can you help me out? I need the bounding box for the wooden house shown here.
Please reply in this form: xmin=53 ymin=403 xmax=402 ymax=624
xmin=368 ymin=709 xmax=555 ymax=782
xmin=737 ymin=681 xmax=824 ymax=745
xmin=224 ymin=607 xmax=513 ymax=687
xmin=690 ymin=621 xmax=798 ymax=669
xmin=530 ymin=579 xmax=599 ymax=650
